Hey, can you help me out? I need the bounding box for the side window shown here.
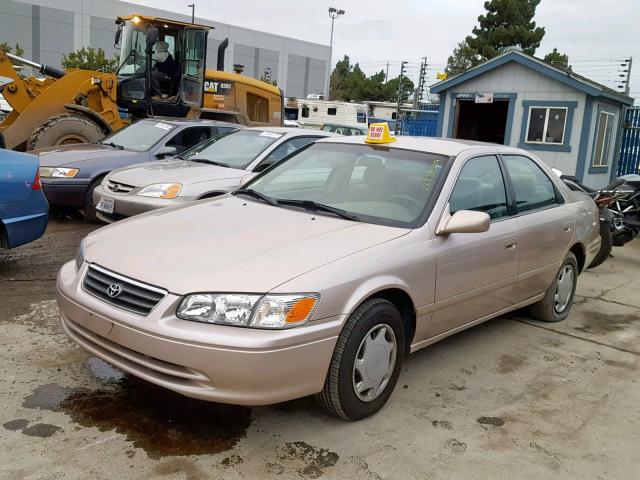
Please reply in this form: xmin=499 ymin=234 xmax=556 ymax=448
xmin=327 ymin=107 xmax=337 ymax=115
xmin=503 ymin=155 xmax=558 ymax=213
xmin=301 ymin=106 xmax=309 ymax=118
xmin=254 ymin=137 xmax=319 ymax=172
xmin=449 ymin=155 xmax=508 ymax=220
xmin=166 ymin=127 xmax=212 ymax=152
xmin=247 ymin=93 xmax=269 ymax=123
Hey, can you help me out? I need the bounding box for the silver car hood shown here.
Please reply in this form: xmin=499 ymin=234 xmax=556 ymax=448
xmin=108 ymin=159 xmax=246 ymax=186
xmin=84 ymin=196 xmax=407 ymax=295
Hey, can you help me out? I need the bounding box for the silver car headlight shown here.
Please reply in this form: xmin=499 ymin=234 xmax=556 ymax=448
xmin=138 ymin=183 xmax=182 ymax=199
xmin=39 ymin=167 xmax=79 ymax=178
xmin=75 ymin=238 xmax=86 ymax=272
xmin=176 ymin=293 xmax=320 ymax=329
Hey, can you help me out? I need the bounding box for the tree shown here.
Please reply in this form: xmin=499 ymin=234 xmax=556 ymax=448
xmin=446 ymin=40 xmax=480 ymax=76
xmin=383 ymin=76 xmax=415 ymax=103
xmin=61 ymin=47 xmax=118 ymax=72
xmin=467 ymin=0 xmax=545 ymax=59
xmin=0 ymin=42 xmax=25 ymax=57
xmin=543 ymin=48 xmax=570 ymax=70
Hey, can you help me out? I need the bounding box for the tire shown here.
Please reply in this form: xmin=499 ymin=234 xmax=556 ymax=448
xmin=528 ymin=252 xmax=578 ymax=323
xmin=316 ymin=298 xmax=405 ymax=421
xmin=80 ymin=176 xmax=105 ymax=223
xmin=28 ymin=113 xmax=105 ymax=150
xmin=587 ymin=222 xmax=613 ymax=268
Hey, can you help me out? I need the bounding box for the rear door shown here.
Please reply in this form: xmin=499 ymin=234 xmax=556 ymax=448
xmin=181 ymin=29 xmax=207 ymax=107
xmin=429 ymin=154 xmax=519 ymax=337
xmin=501 ymin=154 xmax=574 ymax=301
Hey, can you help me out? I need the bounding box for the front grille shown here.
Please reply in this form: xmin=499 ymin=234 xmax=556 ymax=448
xmin=82 ymin=264 xmax=167 ymax=315
xmin=106 ymin=180 xmax=136 ymax=194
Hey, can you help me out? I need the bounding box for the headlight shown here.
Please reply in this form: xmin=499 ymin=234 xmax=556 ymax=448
xmin=176 ymin=293 xmax=320 ymax=329
xmin=39 ymin=167 xmax=79 ymax=178
xmin=137 ymin=183 xmax=182 ymax=199
xmin=75 ymin=238 xmax=86 ymax=271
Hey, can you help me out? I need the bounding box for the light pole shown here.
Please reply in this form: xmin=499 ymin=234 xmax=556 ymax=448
xmin=325 ymin=7 xmax=345 ymax=100
xmin=188 ymin=3 xmax=195 ymax=24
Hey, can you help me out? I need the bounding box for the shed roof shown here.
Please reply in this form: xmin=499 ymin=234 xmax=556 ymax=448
xmin=430 ymin=51 xmax=634 ymax=106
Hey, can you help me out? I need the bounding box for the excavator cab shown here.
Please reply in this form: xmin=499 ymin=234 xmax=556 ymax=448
xmin=114 ymin=15 xmax=208 ymax=119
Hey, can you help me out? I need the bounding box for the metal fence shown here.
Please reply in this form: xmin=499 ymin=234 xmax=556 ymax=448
xmin=617 ymin=106 xmax=640 ymax=176
xmin=398 ymin=104 xmax=440 ymax=137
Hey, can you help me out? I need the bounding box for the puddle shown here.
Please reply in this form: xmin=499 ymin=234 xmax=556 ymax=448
xmin=574 ymin=311 xmax=640 ymax=335
xmin=86 ymin=357 xmax=125 ymax=383
xmin=23 ymin=370 xmax=252 ymax=458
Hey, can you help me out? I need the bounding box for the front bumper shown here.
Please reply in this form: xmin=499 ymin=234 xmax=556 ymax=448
xmin=56 ymin=260 xmax=341 ymax=405
xmin=42 ymin=180 xmax=90 ymax=208
xmin=93 ymin=184 xmax=192 ymax=223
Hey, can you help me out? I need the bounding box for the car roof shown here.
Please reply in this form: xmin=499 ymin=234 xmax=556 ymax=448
xmin=323 ymin=123 xmax=367 ymax=129
xmin=316 ymin=135 xmax=527 ymax=156
xmin=244 ymin=126 xmax=339 ymax=137
xmin=142 ymin=117 xmax=242 ymax=128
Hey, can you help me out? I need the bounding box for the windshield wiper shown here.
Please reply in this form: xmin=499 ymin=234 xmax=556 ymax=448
xmin=188 ymin=157 xmax=230 ymax=168
xmin=276 ymin=199 xmax=360 ymax=221
xmin=99 ymin=141 xmax=124 ymax=150
xmin=233 ymin=188 xmax=279 ymax=206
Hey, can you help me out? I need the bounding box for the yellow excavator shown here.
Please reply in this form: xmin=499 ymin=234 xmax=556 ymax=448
xmin=0 ymin=14 xmax=283 ymax=151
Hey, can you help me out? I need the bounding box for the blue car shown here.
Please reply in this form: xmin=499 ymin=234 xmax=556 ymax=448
xmin=0 ymin=149 xmax=48 ymax=248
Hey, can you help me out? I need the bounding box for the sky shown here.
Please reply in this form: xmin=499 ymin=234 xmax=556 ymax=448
xmin=133 ymin=0 xmax=640 ymax=100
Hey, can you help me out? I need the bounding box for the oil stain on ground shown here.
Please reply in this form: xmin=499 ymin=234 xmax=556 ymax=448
xmin=497 ymin=354 xmax=527 ymax=374
xmin=268 ymin=441 xmax=339 ymax=479
xmin=477 ymin=416 xmax=505 ymax=427
xmin=574 ymin=311 xmax=640 ymax=335
xmin=22 ymin=366 xmax=252 ymax=458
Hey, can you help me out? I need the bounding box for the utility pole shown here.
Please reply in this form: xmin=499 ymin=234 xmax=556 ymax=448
xmin=188 ymin=3 xmax=195 ymax=24
xmin=396 ymin=61 xmax=407 ymax=135
xmin=325 ymin=7 xmax=345 ymax=100
xmin=416 ymin=57 xmax=428 ymax=103
xmin=385 ymin=61 xmax=390 ymax=84
xmin=624 ymin=57 xmax=632 ymax=96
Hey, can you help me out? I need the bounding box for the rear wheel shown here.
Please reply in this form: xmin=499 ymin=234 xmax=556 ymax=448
xmin=28 ymin=113 xmax=104 ymax=150
xmin=316 ymin=298 xmax=404 ymax=421
xmin=529 ymin=252 xmax=578 ymax=322
xmin=587 ymin=222 xmax=613 ymax=268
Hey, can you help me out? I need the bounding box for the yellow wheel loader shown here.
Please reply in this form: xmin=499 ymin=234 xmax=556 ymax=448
xmin=0 ymin=14 xmax=283 ymax=151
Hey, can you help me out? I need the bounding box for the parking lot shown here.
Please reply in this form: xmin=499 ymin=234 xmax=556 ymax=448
xmin=0 ymin=218 xmax=637 ymax=479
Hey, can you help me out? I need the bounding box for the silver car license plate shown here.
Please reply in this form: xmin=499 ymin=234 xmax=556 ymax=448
xmin=96 ymin=196 xmax=115 ymax=214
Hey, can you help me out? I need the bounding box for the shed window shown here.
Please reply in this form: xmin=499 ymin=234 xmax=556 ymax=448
xmin=301 ymin=106 xmax=310 ymax=118
xmin=526 ymin=107 xmax=567 ymax=145
xmin=593 ymin=112 xmax=615 ymax=167
xmin=327 ymin=107 xmax=337 ymax=115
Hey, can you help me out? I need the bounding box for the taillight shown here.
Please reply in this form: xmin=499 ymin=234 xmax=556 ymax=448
xmin=32 ymin=170 xmax=42 ymax=190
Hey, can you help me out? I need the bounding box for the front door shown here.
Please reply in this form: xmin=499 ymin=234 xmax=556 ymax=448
xmin=429 ymin=155 xmax=519 ymax=337
xmin=181 ymin=29 xmax=207 ymax=107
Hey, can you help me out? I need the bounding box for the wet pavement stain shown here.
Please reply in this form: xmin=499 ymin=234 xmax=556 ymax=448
xmin=86 ymin=357 xmax=125 ymax=383
xmin=497 ymin=354 xmax=527 ymax=374
xmin=431 ymin=420 xmax=453 ymax=430
xmin=574 ymin=311 xmax=640 ymax=335
xmin=153 ymin=458 xmax=209 ymax=480
xmin=477 ymin=416 xmax=505 ymax=427
xmin=22 ymin=423 xmax=62 ymax=438
xmin=443 ymin=438 xmax=467 ymax=454
xmin=23 ymin=376 xmax=252 ymax=459
xmin=3 ymin=419 xmax=29 ymax=431
xmin=220 ymin=454 xmax=243 ymax=467
xmin=273 ymin=441 xmax=339 ymax=479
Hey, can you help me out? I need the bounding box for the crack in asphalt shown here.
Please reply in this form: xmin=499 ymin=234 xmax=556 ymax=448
xmin=512 ymin=318 xmax=640 ymax=357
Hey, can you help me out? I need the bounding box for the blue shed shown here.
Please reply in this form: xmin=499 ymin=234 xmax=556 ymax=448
xmin=431 ymin=51 xmax=634 ymax=188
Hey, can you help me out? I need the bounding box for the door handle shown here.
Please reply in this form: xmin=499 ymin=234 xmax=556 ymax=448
xmin=563 ymin=222 xmax=572 ymax=232
xmin=504 ymin=240 xmax=518 ymax=250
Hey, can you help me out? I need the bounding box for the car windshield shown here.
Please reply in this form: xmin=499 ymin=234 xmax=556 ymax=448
xmin=246 ymin=143 xmax=449 ymax=227
xmin=182 ymin=130 xmax=283 ymax=169
xmin=100 ymin=120 xmax=175 ymax=151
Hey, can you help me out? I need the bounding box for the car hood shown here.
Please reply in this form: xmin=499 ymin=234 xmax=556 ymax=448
xmin=107 ymin=159 xmax=246 ymax=186
xmin=35 ymin=144 xmax=144 ymax=168
xmin=84 ymin=196 xmax=408 ymax=294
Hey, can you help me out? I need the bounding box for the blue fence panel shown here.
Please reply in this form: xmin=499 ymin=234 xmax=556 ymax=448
xmin=618 ymin=107 xmax=640 ymax=176
xmin=398 ymin=104 xmax=440 ymax=137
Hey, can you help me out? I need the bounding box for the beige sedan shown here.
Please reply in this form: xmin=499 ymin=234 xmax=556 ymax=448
xmin=57 ymin=133 xmax=600 ymax=420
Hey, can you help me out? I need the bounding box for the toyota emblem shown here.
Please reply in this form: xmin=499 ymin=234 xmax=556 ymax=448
xmin=107 ymin=283 xmax=122 ymax=298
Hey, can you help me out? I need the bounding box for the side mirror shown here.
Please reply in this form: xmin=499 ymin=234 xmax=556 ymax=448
xmin=436 ymin=206 xmax=490 ymax=235
xmin=155 ymin=146 xmax=177 ymax=158
xmin=114 ymin=24 xmax=123 ymax=48
xmin=146 ymin=27 xmax=159 ymax=51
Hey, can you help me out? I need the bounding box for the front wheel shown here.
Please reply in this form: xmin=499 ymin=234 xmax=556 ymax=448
xmin=529 ymin=252 xmax=578 ymax=322
xmin=316 ymin=298 xmax=405 ymax=421
xmin=587 ymin=222 xmax=613 ymax=268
